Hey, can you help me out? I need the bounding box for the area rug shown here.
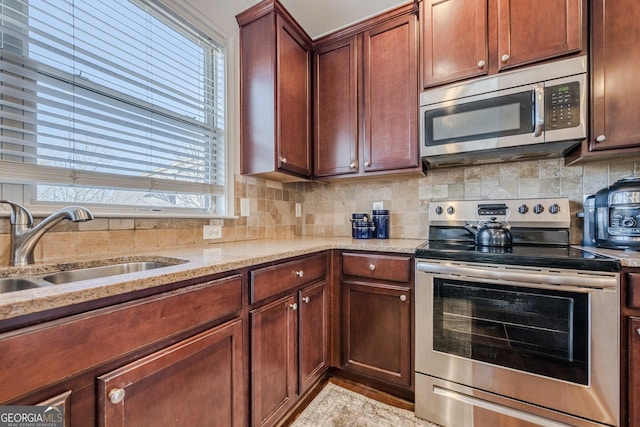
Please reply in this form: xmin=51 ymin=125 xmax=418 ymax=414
xmin=290 ymin=382 xmax=440 ymax=427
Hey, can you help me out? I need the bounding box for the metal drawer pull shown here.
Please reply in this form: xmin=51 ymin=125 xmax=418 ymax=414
xmin=477 ymin=60 xmax=485 ymax=68
xmin=501 ymin=54 xmax=510 ymax=63
xmin=109 ymin=388 xmax=126 ymax=404
xmin=400 ymin=295 xmax=407 ymax=302
xmin=369 ymin=263 xmax=376 ymax=271
xmin=289 ymin=303 xmax=298 ymax=310
xmin=295 ymin=270 xmax=304 ymax=277
xmin=302 ymin=296 xmax=310 ymax=304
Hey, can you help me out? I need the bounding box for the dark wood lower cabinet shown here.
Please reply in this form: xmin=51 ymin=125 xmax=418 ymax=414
xmin=299 ymin=282 xmax=328 ymax=393
xmin=341 ymin=281 xmax=411 ymax=387
xmin=629 ymin=316 xmax=640 ymax=426
xmin=0 ymin=274 xmax=245 ymax=426
xmin=98 ymin=318 xmax=244 ymax=427
xmin=251 ymin=294 xmax=298 ymax=427
xmin=250 ymin=280 xmax=328 ymax=427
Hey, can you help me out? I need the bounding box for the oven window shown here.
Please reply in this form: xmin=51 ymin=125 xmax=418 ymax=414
xmin=433 ymin=279 xmax=588 ymax=385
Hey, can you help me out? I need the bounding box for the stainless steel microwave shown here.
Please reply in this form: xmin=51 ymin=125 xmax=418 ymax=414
xmin=420 ymin=56 xmax=587 ymax=169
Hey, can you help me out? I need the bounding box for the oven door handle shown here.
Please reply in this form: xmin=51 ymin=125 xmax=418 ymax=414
xmin=416 ymin=261 xmax=618 ymax=289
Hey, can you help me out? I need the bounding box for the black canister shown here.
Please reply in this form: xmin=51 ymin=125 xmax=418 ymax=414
xmin=353 ymin=220 xmax=375 ymax=239
xmin=372 ymin=209 xmax=389 ymax=239
xmin=350 ymin=213 xmax=369 ymax=238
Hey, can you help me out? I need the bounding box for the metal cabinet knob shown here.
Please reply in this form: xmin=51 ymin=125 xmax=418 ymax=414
xmin=302 ymin=296 xmax=310 ymax=304
xmin=295 ymin=270 xmax=304 ymax=278
xmin=109 ymin=388 xmax=126 ymax=404
xmin=280 ymin=157 xmax=288 ymax=163
xmin=477 ymin=60 xmax=485 ymax=68
xmin=400 ymin=295 xmax=407 ymax=302
xmin=369 ymin=263 xmax=376 ymax=271
xmin=349 ymin=161 xmax=358 ymax=169
xmin=596 ymin=135 xmax=606 ymax=142
xmin=364 ymin=161 xmax=371 ymax=167
xmin=637 ymin=328 xmax=640 ymax=337
xmin=289 ymin=303 xmax=298 ymax=310
xmin=501 ymin=54 xmax=510 ymax=63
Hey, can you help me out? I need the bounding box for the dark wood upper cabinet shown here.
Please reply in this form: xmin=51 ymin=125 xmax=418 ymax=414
xmin=313 ymin=36 xmax=359 ymax=177
xmin=565 ymin=0 xmax=640 ymax=164
xmin=237 ymin=1 xmax=312 ymax=181
xmin=421 ymin=0 xmax=584 ymax=88
xmin=313 ymin=5 xmax=420 ymax=178
xmin=362 ymin=14 xmax=420 ymax=173
xmin=589 ymin=0 xmax=640 ymax=152
xmin=496 ymin=0 xmax=582 ymax=71
xmin=421 ymin=0 xmax=488 ymax=87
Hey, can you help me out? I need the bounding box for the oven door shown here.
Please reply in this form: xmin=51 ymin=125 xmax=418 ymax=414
xmin=415 ymin=259 xmax=620 ymax=427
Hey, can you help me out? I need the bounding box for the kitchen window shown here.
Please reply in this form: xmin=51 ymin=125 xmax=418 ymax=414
xmin=0 ymin=0 xmax=228 ymax=217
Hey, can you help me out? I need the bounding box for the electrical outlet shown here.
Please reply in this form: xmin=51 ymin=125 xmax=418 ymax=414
xmin=295 ymin=203 xmax=302 ymax=217
xmin=373 ymin=201 xmax=384 ymax=210
xmin=240 ymin=198 xmax=250 ymax=217
xmin=203 ymin=224 xmax=222 ymax=240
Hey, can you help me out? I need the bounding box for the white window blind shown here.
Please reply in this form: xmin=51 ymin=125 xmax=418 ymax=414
xmin=0 ymin=0 xmax=226 ymax=215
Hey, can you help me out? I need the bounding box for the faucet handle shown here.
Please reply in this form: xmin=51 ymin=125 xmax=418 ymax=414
xmin=0 ymin=200 xmax=34 ymax=226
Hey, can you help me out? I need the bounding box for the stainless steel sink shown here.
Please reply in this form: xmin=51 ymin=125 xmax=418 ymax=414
xmin=0 ymin=277 xmax=40 ymax=293
xmin=43 ymin=261 xmax=180 ymax=284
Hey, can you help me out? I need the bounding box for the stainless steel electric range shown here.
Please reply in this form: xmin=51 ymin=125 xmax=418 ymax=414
xmin=415 ymin=198 xmax=621 ymax=427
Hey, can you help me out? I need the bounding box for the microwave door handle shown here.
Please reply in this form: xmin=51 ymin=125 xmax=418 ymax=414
xmin=533 ymin=84 xmax=544 ymax=137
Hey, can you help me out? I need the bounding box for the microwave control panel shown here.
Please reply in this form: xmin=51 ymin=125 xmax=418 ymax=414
xmin=544 ymin=81 xmax=580 ymax=130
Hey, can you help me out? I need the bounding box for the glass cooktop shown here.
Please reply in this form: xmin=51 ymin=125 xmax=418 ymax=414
xmin=415 ymin=240 xmax=621 ymax=272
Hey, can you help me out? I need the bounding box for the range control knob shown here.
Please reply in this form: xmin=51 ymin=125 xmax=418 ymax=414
xmin=447 ymin=206 xmax=455 ymax=215
xmin=435 ymin=206 xmax=443 ymax=215
xmin=549 ymin=203 xmax=560 ymax=214
xmin=518 ymin=204 xmax=529 ymax=214
xmin=622 ymin=217 xmax=637 ymax=228
xmin=533 ymin=204 xmax=545 ymax=214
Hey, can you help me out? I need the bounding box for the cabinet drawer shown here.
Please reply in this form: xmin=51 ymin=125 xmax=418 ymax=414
xmin=250 ymin=252 xmax=327 ymax=304
xmin=0 ymin=274 xmax=242 ymax=403
xmin=342 ymin=253 xmax=411 ymax=283
xmin=628 ymin=273 xmax=640 ymax=308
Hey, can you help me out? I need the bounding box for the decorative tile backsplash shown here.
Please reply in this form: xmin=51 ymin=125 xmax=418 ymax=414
xmin=0 ymin=158 xmax=638 ymax=264
xmin=299 ymin=158 xmax=640 ymax=244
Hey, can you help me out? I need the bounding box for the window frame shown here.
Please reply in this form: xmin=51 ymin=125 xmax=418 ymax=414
xmin=0 ymin=0 xmax=236 ymax=219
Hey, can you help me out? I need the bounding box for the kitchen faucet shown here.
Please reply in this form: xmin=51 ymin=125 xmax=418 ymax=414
xmin=0 ymin=200 xmax=94 ymax=266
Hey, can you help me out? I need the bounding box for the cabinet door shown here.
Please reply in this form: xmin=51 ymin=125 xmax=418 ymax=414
xmin=362 ymin=13 xmax=419 ymax=173
xmin=98 ymin=318 xmax=245 ymax=427
xmin=277 ymin=15 xmax=311 ymax=177
xmin=496 ymin=0 xmax=582 ymax=71
xmin=590 ymin=0 xmax=640 ymax=151
xmin=342 ymin=281 xmax=411 ymax=387
xmin=313 ymin=37 xmax=359 ymax=177
xmin=421 ymin=0 xmax=487 ymax=88
xmin=299 ymin=282 xmax=328 ymax=393
xmin=630 ymin=317 xmax=640 ymax=426
xmin=251 ymin=294 xmax=298 ymax=427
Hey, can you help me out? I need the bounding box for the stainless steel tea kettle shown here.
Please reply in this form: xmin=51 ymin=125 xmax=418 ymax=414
xmin=464 ymin=217 xmax=513 ymax=247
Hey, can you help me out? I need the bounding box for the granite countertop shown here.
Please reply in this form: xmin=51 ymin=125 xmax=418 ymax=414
xmin=576 ymin=245 xmax=640 ymax=268
xmin=0 ymin=237 xmax=423 ymax=321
